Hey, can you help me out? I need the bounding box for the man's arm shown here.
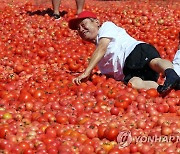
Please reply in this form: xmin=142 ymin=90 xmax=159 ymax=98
xmin=84 ymin=38 xmax=111 ymax=75
xmin=73 ymin=37 xmax=111 ymax=85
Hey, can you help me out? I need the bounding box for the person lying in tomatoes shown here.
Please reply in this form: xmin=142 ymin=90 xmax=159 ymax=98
xmin=69 ymin=11 xmax=180 ymax=94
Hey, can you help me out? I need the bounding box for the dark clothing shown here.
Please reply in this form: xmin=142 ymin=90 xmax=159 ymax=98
xmin=123 ymin=43 xmax=161 ymax=83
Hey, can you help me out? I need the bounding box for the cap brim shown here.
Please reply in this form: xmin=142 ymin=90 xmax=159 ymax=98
xmin=69 ymin=18 xmax=84 ymax=30
xmin=68 ymin=11 xmax=97 ymax=30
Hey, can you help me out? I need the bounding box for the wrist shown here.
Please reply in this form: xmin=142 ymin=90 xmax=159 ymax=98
xmin=84 ymin=70 xmax=91 ymax=75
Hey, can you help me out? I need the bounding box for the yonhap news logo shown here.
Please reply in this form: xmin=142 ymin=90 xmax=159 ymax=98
xmin=117 ymin=130 xmax=180 ymax=147
xmin=117 ymin=130 xmax=132 ymax=147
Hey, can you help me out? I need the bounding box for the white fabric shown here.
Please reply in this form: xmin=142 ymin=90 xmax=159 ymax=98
xmin=96 ymin=22 xmax=143 ymax=80
xmin=173 ymin=50 xmax=180 ymax=76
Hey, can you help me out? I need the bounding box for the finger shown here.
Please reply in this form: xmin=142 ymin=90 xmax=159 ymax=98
xmin=73 ymin=78 xmax=79 ymax=85
xmin=76 ymin=79 xmax=80 ymax=85
xmin=77 ymin=78 xmax=82 ymax=85
xmin=73 ymin=78 xmax=80 ymax=85
xmin=72 ymin=78 xmax=75 ymax=84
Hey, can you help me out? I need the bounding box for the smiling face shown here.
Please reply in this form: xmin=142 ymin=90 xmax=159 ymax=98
xmin=77 ymin=18 xmax=100 ymax=43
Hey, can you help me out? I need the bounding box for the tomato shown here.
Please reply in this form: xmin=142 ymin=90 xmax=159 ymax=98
xmin=97 ymin=125 xmax=106 ymax=139
xmin=11 ymin=145 xmax=23 ymax=154
xmin=78 ymin=116 xmax=90 ymax=125
xmin=37 ymin=50 xmax=48 ymax=58
xmin=73 ymin=103 xmax=85 ymax=114
xmin=114 ymin=95 xmax=131 ymax=109
xmin=115 ymin=100 xmax=129 ymax=109
xmin=2 ymin=112 xmax=12 ymax=120
xmin=169 ymin=105 xmax=177 ymax=113
xmin=18 ymin=91 xmax=32 ymax=102
xmin=109 ymin=146 xmax=130 ymax=154
xmin=47 ymin=148 xmax=58 ymax=154
xmin=43 ymin=112 xmax=54 ymax=120
xmin=114 ymin=95 xmax=132 ymax=109
xmin=139 ymin=144 xmax=153 ymax=153
xmin=25 ymin=102 xmax=34 ymax=111
xmin=110 ymin=107 xmax=119 ymax=115
xmin=102 ymin=142 xmax=114 ymax=152
xmin=55 ymin=114 xmax=68 ymax=124
xmin=18 ymin=142 xmax=30 ymax=152
xmin=0 ymin=127 xmax=10 ymax=138
xmin=45 ymin=127 xmax=57 ymax=138
xmin=80 ymin=144 xmax=94 ymax=153
xmin=68 ymin=116 xmax=77 ymax=124
xmin=33 ymin=90 xmax=45 ymax=99
xmin=86 ymin=127 xmax=97 ymax=139
xmin=92 ymin=105 xmax=101 ymax=113
xmin=156 ymin=104 xmax=166 ymax=113
xmin=130 ymin=144 xmax=138 ymax=153
xmin=69 ymin=62 xmax=80 ymax=72
xmin=161 ymin=126 xmax=172 ymax=135
xmin=107 ymin=89 xmax=117 ymax=99
xmin=137 ymin=120 xmax=146 ymax=130
xmin=146 ymin=88 xmax=159 ymax=98
xmin=77 ymin=134 xmax=88 ymax=143
xmin=104 ymin=127 xmax=119 ymax=141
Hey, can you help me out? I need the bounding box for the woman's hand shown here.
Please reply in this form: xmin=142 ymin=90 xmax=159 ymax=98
xmin=72 ymin=72 xmax=90 ymax=85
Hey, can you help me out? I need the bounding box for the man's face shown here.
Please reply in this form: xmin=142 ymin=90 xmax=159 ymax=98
xmin=77 ymin=18 xmax=99 ymax=42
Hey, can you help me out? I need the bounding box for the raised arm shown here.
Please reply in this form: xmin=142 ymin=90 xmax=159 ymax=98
xmin=73 ymin=37 xmax=111 ymax=85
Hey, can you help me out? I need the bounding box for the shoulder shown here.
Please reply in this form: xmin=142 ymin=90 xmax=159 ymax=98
xmin=100 ymin=21 xmax=117 ymax=29
xmin=99 ymin=21 xmax=125 ymax=33
xmin=98 ymin=21 xmax=119 ymax=34
xmin=175 ymin=50 xmax=180 ymax=57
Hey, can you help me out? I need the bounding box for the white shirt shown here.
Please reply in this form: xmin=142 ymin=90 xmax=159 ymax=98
xmin=96 ymin=22 xmax=143 ymax=80
xmin=173 ymin=50 xmax=180 ymax=76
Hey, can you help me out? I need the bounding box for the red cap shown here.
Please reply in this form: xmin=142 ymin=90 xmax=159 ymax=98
xmin=69 ymin=11 xmax=97 ymax=30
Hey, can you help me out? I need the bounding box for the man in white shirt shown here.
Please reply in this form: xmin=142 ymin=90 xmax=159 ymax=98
xmin=69 ymin=11 xmax=180 ymax=94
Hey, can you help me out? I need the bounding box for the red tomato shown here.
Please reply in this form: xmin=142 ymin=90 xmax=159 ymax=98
xmin=146 ymin=88 xmax=159 ymax=98
xmin=130 ymin=144 xmax=138 ymax=153
xmin=107 ymin=89 xmax=117 ymax=99
xmin=55 ymin=114 xmax=68 ymax=124
xmin=18 ymin=91 xmax=32 ymax=102
xmin=86 ymin=127 xmax=97 ymax=139
xmin=97 ymin=125 xmax=107 ymax=139
xmin=110 ymin=107 xmax=119 ymax=115
xmin=161 ymin=126 xmax=172 ymax=135
xmin=18 ymin=142 xmax=30 ymax=151
xmin=0 ymin=127 xmax=9 ymax=138
xmin=114 ymin=95 xmax=132 ymax=109
xmin=69 ymin=62 xmax=80 ymax=71
xmin=33 ymin=90 xmax=45 ymax=99
xmin=45 ymin=127 xmax=57 ymax=138
xmin=104 ymin=127 xmax=119 ymax=141
xmin=114 ymin=100 xmax=129 ymax=109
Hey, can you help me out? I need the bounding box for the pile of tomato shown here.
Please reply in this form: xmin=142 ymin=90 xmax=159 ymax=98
xmin=0 ymin=0 xmax=179 ymax=153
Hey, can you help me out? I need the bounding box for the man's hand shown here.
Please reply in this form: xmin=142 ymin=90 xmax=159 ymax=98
xmin=72 ymin=72 xmax=90 ymax=85
xmin=72 ymin=38 xmax=110 ymax=85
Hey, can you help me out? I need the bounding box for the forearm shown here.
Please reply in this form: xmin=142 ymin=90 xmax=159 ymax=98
xmin=84 ymin=49 xmax=105 ymax=74
xmin=83 ymin=38 xmax=110 ymax=75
